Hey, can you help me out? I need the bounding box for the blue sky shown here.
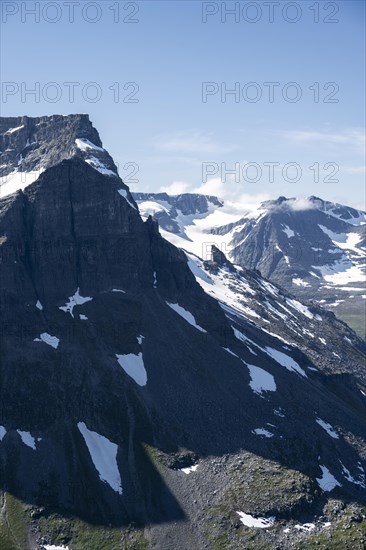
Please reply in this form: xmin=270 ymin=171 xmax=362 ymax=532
xmin=1 ymin=0 xmax=365 ymax=207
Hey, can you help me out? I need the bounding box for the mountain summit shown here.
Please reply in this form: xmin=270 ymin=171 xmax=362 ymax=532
xmin=1 ymin=116 xmax=366 ymax=549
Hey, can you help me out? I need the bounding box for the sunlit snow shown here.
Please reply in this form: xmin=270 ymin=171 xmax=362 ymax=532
xmin=285 ymin=298 xmax=313 ymax=319
xmin=236 ymin=511 xmax=275 ymax=528
xmin=5 ymin=124 xmax=24 ymax=134
xmin=75 ymin=138 xmax=104 ymax=152
xmin=180 ymin=465 xmax=198 ymax=474
xmin=85 ymin=156 xmax=117 ymax=177
xmin=0 ymin=169 xmax=43 ymax=198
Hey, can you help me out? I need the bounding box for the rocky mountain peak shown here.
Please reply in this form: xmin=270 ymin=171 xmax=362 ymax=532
xmin=0 ymin=114 xmax=123 ymax=200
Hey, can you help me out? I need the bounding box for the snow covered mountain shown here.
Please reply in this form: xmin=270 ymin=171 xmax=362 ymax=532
xmin=133 ymin=193 xmax=366 ymax=338
xmin=1 ymin=116 xmax=366 ymax=550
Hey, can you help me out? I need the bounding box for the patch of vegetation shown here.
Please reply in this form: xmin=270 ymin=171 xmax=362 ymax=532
xmin=297 ymin=504 xmax=366 ymax=550
xmin=36 ymin=511 xmax=123 ymax=550
xmin=205 ymin=454 xmax=318 ymax=549
xmin=224 ymin=455 xmax=317 ymax=517
xmin=0 ymin=492 xmax=29 ymax=550
xmin=142 ymin=444 xmax=163 ymax=467
xmin=143 ymin=443 xmax=197 ymax=471
xmin=121 ymin=527 xmax=148 ymax=550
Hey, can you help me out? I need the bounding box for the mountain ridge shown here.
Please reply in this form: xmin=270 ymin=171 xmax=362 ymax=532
xmin=0 ymin=115 xmax=365 ymax=549
xmin=133 ymin=191 xmax=366 ymax=338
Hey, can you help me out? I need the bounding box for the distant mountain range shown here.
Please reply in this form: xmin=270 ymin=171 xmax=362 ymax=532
xmin=133 ymin=192 xmax=366 ymax=338
xmin=0 ymin=116 xmax=365 ymax=549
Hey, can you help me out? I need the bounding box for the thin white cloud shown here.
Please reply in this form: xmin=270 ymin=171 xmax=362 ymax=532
xmin=282 ymin=128 xmax=365 ymax=151
xmin=288 ymin=197 xmax=318 ymax=211
xmin=159 ymin=181 xmax=190 ymax=194
xmin=190 ymin=177 xmax=270 ymax=210
xmin=153 ymin=131 xmax=238 ymax=155
xmin=341 ymin=165 xmax=366 ymax=174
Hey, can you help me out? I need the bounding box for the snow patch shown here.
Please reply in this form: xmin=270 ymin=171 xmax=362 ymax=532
xmin=5 ymin=125 xmax=24 ymax=134
xmin=340 ymin=462 xmax=366 ymax=488
xmin=252 ymin=428 xmax=274 ymax=438
xmin=17 ymin=430 xmax=36 ymax=450
xmin=316 ymin=418 xmax=339 ymax=439
xmin=264 ymin=347 xmax=306 ymax=377
xmin=223 ymin=347 xmax=239 ymax=358
xmin=236 ymin=511 xmax=275 ymax=528
xmin=0 ymin=169 xmax=44 ymax=198
xmin=282 ymin=225 xmax=295 ymax=238
xmin=316 ymin=465 xmax=341 ymax=491
xmin=166 ymin=302 xmax=206 ymax=333
xmin=59 ymin=288 xmax=93 ymax=318
xmin=75 ymin=138 xmax=104 ymax=152
xmin=292 ymin=277 xmax=310 ymax=288
xmin=36 ymin=300 xmax=43 ymax=310
xmin=77 ymin=422 xmax=122 ymax=494
xmin=294 ymin=523 xmax=315 ymax=532
xmin=85 ymin=156 xmax=117 ymax=177
xmin=285 ymin=298 xmax=313 ymax=319
xmin=34 ymin=333 xmax=60 ymax=349
xmin=118 ymin=189 xmax=137 ymax=209
xmin=116 ymin=353 xmax=147 ymax=386
xmin=180 ymin=465 xmax=198 ymax=474
xmin=247 ymin=365 xmax=276 ymax=396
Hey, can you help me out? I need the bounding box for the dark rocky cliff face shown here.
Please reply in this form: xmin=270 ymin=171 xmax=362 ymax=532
xmin=0 ymin=117 xmax=365 ymax=549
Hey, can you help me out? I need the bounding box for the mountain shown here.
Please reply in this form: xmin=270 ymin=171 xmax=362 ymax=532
xmin=0 ymin=116 xmax=366 ymax=550
xmin=133 ymin=193 xmax=366 ymax=338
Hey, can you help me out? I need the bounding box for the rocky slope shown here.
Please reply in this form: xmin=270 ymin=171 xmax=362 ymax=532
xmin=0 ymin=116 xmax=365 ymax=550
